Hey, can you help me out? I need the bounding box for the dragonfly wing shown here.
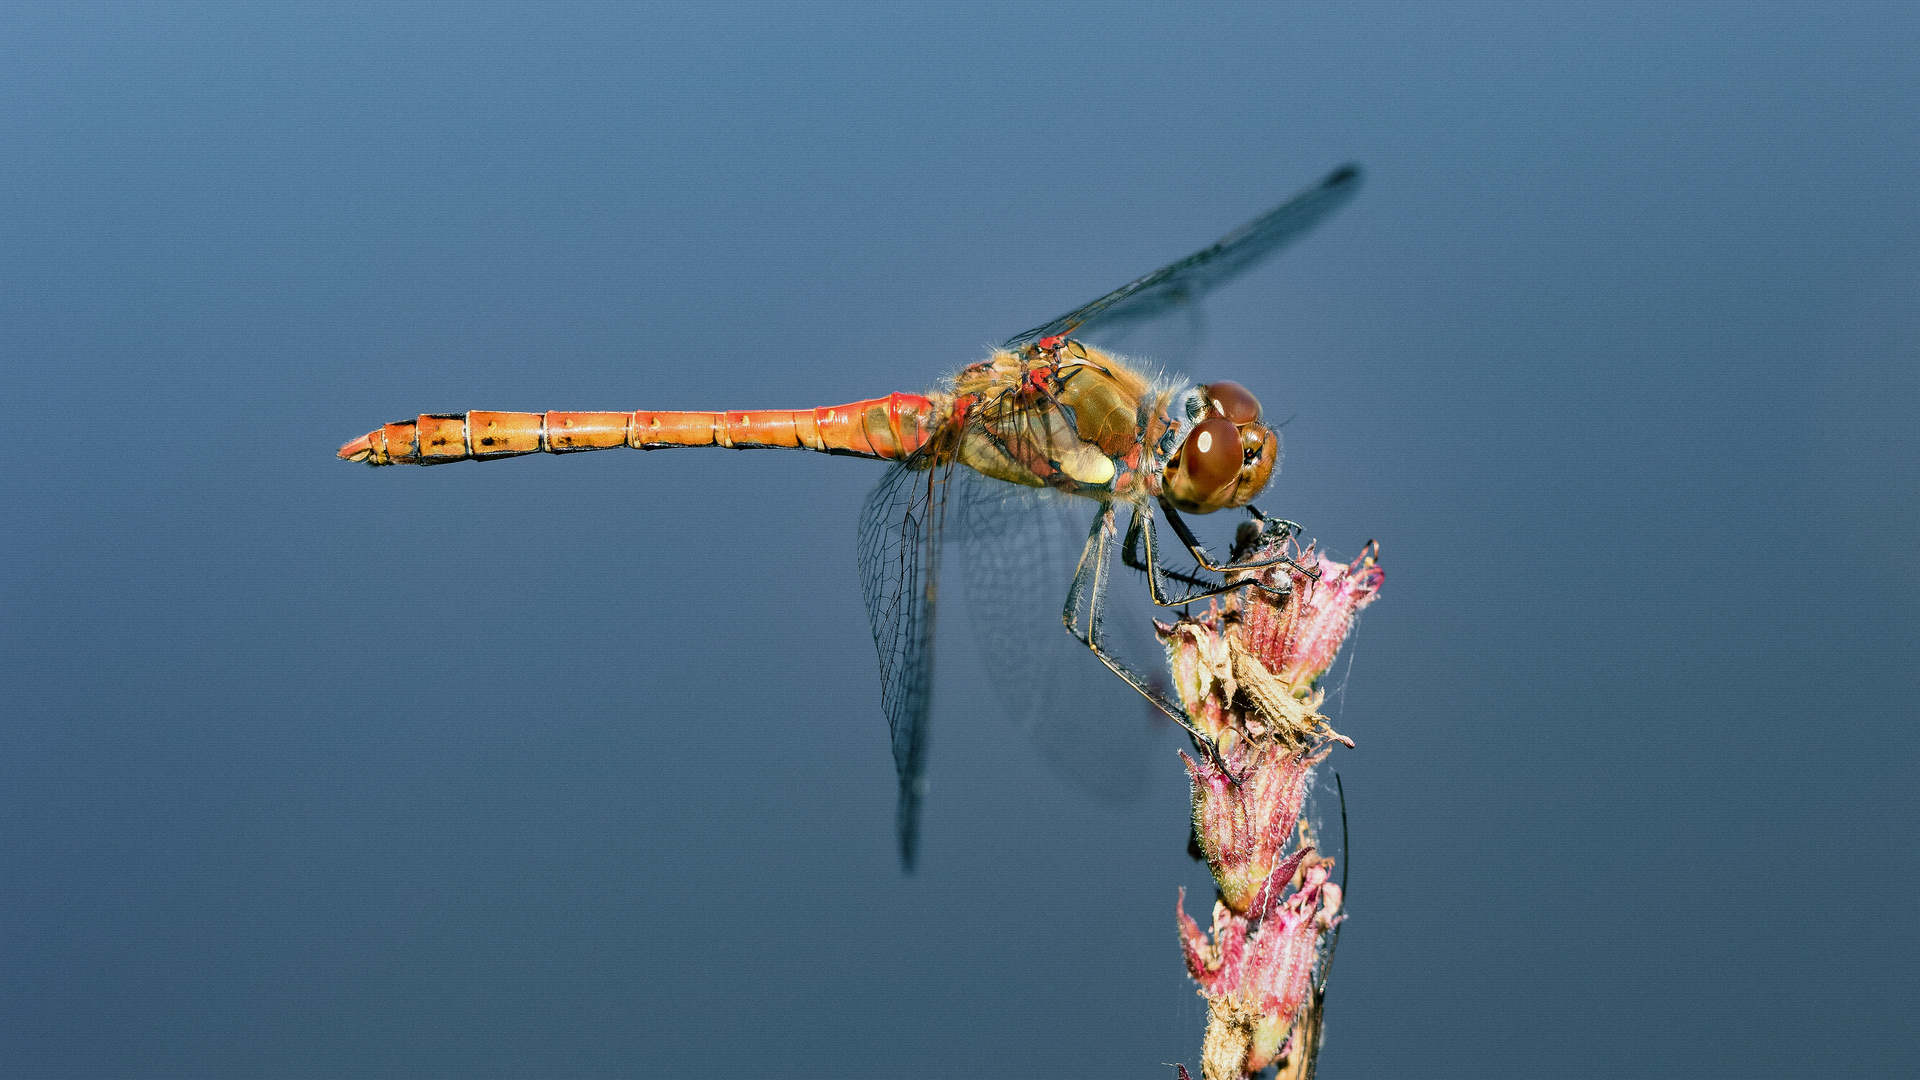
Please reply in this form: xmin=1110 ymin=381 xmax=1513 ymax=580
xmin=953 ymin=471 xmax=1169 ymax=801
xmin=1004 ymin=164 xmax=1362 ymax=351
xmin=1080 ymin=294 xmax=1209 ymax=372
xmin=855 ymin=454 xmax=948 ymax=870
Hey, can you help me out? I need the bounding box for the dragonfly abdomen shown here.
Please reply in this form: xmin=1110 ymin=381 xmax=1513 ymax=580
xmin=337 ymin=394 xmax=940 ymax=466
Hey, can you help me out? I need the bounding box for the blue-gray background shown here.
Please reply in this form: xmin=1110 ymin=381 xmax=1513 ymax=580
xmin=3 ymin=3 xmax=1914 ymax=1077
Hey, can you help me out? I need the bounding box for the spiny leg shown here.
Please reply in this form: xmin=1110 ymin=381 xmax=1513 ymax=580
xmin=1121 ymin=503 xmax=1284 ymax=607
xmin=1121 ymin=501 xmax=1296 ymax=607
xmin=1062 ymin=504 xmax=1229 ymax=767
xmin=1121 ymin=503 xmax=1213 ymax=591
xmin=1159 ymin=500 xmax=1321 ymax=581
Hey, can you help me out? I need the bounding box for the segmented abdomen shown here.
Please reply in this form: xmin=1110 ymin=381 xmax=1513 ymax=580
xmin=337 ymin=394 xmax=939 ymax=466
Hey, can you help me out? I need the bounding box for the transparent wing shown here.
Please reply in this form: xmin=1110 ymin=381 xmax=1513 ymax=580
xmin=1004 ymin=164 xmax=1362 ymax=351
xmin=953 ymin=471 xmax=1172 ymax=801
xmin=855 ymin=453 xmax=951 ymax=870
xmin=1078 ymin=294 xmax=1209 ymax=372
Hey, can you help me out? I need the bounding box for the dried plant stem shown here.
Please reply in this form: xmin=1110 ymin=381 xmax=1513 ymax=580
xmin=1162 ymin=541 xmax=1381 ymax=1080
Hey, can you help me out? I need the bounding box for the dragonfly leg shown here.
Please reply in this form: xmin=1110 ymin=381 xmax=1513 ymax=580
xmin=1120 ymin=506 xmax=1214 ymax=592
xmin=1159 ymin=500 xmax=1322 ymax=581
xmin=1063 ymin=504 xmax=1232 ymax=770
xmin=1125 ymin=504 xmax=1286 ymax=606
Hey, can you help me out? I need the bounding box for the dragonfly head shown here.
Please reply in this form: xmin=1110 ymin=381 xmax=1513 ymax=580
xmin=1162 ymin=381 xmax=1278 ymax=514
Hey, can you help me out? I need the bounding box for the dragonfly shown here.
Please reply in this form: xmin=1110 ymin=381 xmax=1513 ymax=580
xmin=338 ymin=164 xmax=1362 ymax=868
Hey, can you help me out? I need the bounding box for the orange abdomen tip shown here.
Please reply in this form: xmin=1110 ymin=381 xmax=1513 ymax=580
xmin=337 ymin=431 xmax=377 ymax=462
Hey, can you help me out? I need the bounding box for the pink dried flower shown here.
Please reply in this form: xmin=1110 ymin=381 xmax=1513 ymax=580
xmin=1242 ymin=857 xmax=1343 ymax=1030
xmin=1156 ymin=541 xmax=1377 ymax=758
xmin=1164 ymin=537 xmax=1380 ymax=1080
xmin=1178 ymin=859 xmax=1343 ymax=1077
xmin=1238 ymin=542 xmax=1383 ymax=692
xmin=1183 ymin=742 xmax=1323 ymax=916
xmin=1159 ymin=618 xmax=1239 ymax=752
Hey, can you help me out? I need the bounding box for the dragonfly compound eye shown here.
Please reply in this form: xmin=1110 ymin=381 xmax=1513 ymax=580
xmin=1167 ymin=415 xmax=1244 ymax=511
xmin=1228 ymin=423 xmax=1278 ymax=508
xmin=1203 ymin=380 xmax=1262 ymax=425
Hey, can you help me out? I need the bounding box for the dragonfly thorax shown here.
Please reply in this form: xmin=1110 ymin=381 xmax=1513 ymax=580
xmin=946 ymin=346 xmax=1172 ymax=501
xmin=940 ymin=345 xmax=1277 ymax=514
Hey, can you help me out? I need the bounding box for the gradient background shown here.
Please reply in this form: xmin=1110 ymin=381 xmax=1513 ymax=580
xmin=3 ymin=3 xmax=1915 ymax=1077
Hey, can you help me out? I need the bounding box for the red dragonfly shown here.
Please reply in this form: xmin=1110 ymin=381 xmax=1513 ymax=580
xmin=339 ymin=165 xmax=1362 ymax=866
